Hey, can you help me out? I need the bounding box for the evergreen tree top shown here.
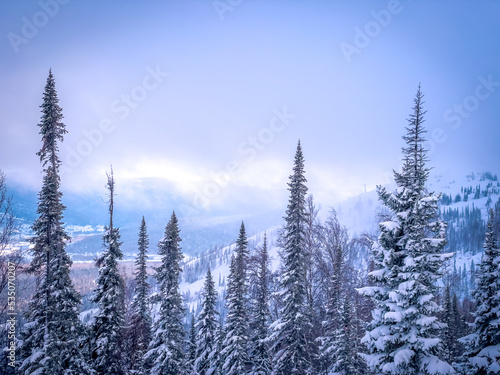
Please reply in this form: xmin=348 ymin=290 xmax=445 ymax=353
xmin=159 ymin=211 xmax=182 ymax=254
xmin=287 ymin=140 xmax=307 ymax=195
xmin=202 ymin=267 xmax=217 ymax=301
xmin=135 ymin=216 xmax=149 ymax=273
xmin=236 ymin=221 xmax=248 ymax=249
xmin=484 ymin=209 xmax=498 ymax=253
xmin=132 ymin=216 xmax=150 ymax=314
xmin=138 ymin=215 xmax=149 ymax=246
xmin=398 ymin=84 xmax=430 ymax=192
xmin=283 ymin=140 xmax=308 ymax=238
xmin=37 ymin=69 xmax=67 ymax=168
xmin=235 ymin=221 xmax=249 ymax=274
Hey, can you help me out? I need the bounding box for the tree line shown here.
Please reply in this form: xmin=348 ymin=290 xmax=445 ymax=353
xmin=1 ymin=72 xmax=499 ymax=374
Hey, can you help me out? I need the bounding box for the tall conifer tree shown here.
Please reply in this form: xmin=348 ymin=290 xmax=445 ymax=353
xmin=442 ymin=284 xmax=464 ymax=366
xmin=19 ymin=70 xmax=90 ymax=375
xmin=221 ymin=222 xmax=250 ymax=375
xmin=249 ymin=233 xmax=272 ymax=375
xmin=358 ymin=86 xmax=455 ymax=374
xmin=318 ymin=229 xmax=344 ymax=373
xmin=127 ymin=216 xmax=152 ymax=374
xmin=195 ymin=268 xmax=219 ymax=375
xmin=91 ymin=168 xmax=126 ymax=374
xmin=269 ymin=141 xmax=313 ymax=374
xmin=147 ymin=211 xmax=186 ymax=375
xmin=331 ymin=292 xmax=365 ymax=375
xmin=187 ymin=314 xmax=197 ymax=373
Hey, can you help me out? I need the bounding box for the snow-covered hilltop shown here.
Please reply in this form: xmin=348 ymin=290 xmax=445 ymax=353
xmin=334 ymin=169 xmax=499 ymax=238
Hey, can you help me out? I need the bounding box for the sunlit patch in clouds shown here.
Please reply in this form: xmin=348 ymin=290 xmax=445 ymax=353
xmin=230 ymin=158 xmax=289 ymax=189
xmin=187 ymin=157 xmax=291 ymax=212
xmin=103 ymin=158 xmax=203 ymax=211
xmin=306 ymin=164 xmax=397 ymax=207
xmin=118 ymin=158 xmax=203 ymax=190
xmin=106 ymin=157 xmax=292 ymax=213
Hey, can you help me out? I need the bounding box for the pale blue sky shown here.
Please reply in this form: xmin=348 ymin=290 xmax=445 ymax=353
xmin=0 ymin=0 xmax=499 ymax=214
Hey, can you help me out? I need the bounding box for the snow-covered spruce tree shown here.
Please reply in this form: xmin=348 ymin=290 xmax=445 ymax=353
xmin=18 ymin=70 xmax=90 ymax=375
xmin=462 ymin=209 xmax=500 ymax=374
xmin=126 ymin=216 xmax=152 ymax=374
xmin=442 ymin=284 xmax=464 ymax=366
xmin=269 ymin=141 xmax=314 ymax=374
xmin=316 ymin=211 xmax=367 ymax=375
xmin=91 ymin=168 xmax=126 ymax=374
xmin=442 ymin=284 xmax=454 ymax=365
xmin=303 ymin=195 xmax=322 ymax=372
xmin=187 ymin=314 xmax=197 ymax=373
xmin=249 ymin=233 xmax=272 ymax=375
xmin=317 ymin=221 xmax=344 ymax=373
xmin=146 ymin=211 xmax=186 ymax=375
xmin=195 ymin=268 xmax=219 ymax=375
xmin=317 ymin=210 xmax=369 ymax=375
xmin=221 ymin=222 xmax=250 ymax=374
xmin=357 ymin=86 xmax=455 ymax=374
xmin=209 ymin=320 xmax=225 ymax=375
xmin=331 ymin=291 xmax=366 ymax=375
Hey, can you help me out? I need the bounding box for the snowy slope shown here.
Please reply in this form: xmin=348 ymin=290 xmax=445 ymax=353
xmin=178 ymin=225 xmax=282 ymax=313
xmin=176 ymin=169 xmax=499 ymax=311
xmin=334 ymin=169 xmax=499 ymax=236
xmin=77 ymin=169 xmax=498 ymax=322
